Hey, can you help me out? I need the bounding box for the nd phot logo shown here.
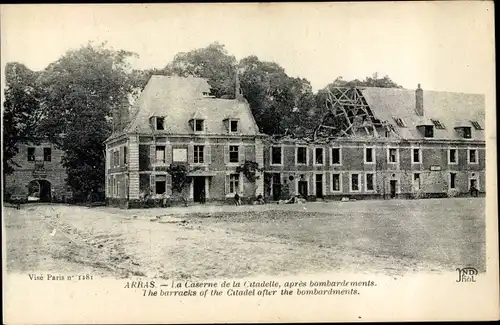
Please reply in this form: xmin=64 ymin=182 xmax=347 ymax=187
xmin=456 ymin=267 xmax=478 ymax=283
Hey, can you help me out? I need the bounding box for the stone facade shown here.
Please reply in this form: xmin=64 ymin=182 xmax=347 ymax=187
xmin=4 ymin=142 xmax=71 ymax=201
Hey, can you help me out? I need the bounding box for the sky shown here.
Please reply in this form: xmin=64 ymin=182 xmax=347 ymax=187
xmin=0 ymin=3 xmax=495 ymax=94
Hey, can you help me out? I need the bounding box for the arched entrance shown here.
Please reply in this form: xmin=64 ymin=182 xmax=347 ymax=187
xmin=28 ymin=180 xmax=52 ymax=202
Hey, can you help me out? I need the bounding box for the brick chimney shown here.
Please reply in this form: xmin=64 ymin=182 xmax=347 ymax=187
xmin=113 ymin=96 xmax=130 ymax=132
xmin=415 ymin=83 xmax=424 ymax=116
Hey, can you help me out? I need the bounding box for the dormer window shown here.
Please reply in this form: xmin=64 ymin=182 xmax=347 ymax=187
xmin=156 ymin=117 xmax=165 ymax=130
xmin=230 ymin=120 xmax=238 ymax=132
xmin=455 ymin=126 xmax=472 ymax=139
xmin=194 ymin=119 xmax=204 ymax=132
xmin=424 ymin=126 xmax=434 ymax=138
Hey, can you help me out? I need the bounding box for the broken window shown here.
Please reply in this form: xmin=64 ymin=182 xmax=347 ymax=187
xmin=331 ymin=148 xmax=341 ymax=164
xmin=424 ymin=126 xmax=434 ymax=138
xmin=315 ymin=148 xmax=324 ymax=165
xmin=351 ymin=174 xmax=360 ymax=192
xmin=393 ymin=117 xmax=406 ymax=127
xmin=470 ymin=121 xmax=482 ymax=130
xmin=194 ymin=145 xmax=204 ymax=164
xmin=230 ymin=120 xmax=238 ymax=132
xmin=463 ymin=127 xmax=472 ymax=139
xmin=43 ymin=148 xmax=51 ymax=162
xmin=156 ymin=146 xmax=166 ymax=164
xmin=194 ymin=119 xmax=204 ymax=132
xmin=296 ymin=147 xmax=307 ymax=165
xmin=412 ymin=148 xmax=421 ymax=163
xmin=366 ymin=173 xmax=375 ymax=191
xmin=229 ymin=145 xmax=239 ymax=163
xmin=450 ymin=173 xmax=456 ymax=189
xmin=365 ymin=147 xmax=374 ymax=163
xmin=388 ymin=148 xmax=398 ymax=163
xmin=431 ymin=119 xmax=445 ymax=129
xmin=271 ymin=146 xmax=282 ymax=165
xmin=156 ymin=117 xmax=165 ymax=130
xmin=449 ymin=149 xmax=457 ymax=164
xmin=332 ymin=173 xmax=341 ymax=191
xmin=27 ymin=147 xmax=35 ymax=161
xmin=469 ymin=149 xmax=477 ymax=163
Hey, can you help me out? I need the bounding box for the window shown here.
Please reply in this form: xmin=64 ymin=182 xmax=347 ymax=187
xmin=123 ymin=147 xmax=127 ymax=165
xmin=470 ymin=121 xmax=482 ymax=130
xmin=365 ymin=147 xmax=374 ymax=163
xmin=431 ymin=119 xmax=445 ymax=129
xmin=43 ymin=148 xmax=51 ymax=162
xmin=424 ymin=126 xmax=434 ymax=138
xmin=113 ymin=150 xmax=120 ymax=167
xmin=448 ymin=149 xmax=457 ymax=164
xmin=388 ymin=148 xmax=398 ymax=163
xmin=412 ymin=148 xmax=421 ymax=163
xmin=463 ymin=127 xmax=472 ymax=139
xmin=350 ymin=174 xmax=360 ymax=192
xmin=393 ymin=117 xmax=406 ymax=127
xmin=229 ymin=174 xmax=239 ymax=194
xmin=450 ymin=173 xmax=456 ymax=189
xmin=194 ymin=145 xmax=204 ymax=164
xmin=156 ymin=146 xmax=166 ymax=164
xmin=296 ymin=147 xmax=307 ymax=165
xmin=314 ymin=148 xmax=324 ymax=165
xmin=271 ymin=146 xmax=282 ymax=165
xmin=194 ymin=119 xmax=204 ymax=132
xmin=27 ymin=147 xmax=35 ymax=161
xmin=155 ymin=175 xmax=166 ymax=195
xmin=230 ymin=120 xmax=238 ymax=132
xmin=331 ymin=173 xmax=341 ymax=192
xmin=413 ymin=173 xmax=421 ymax=191
xmin=229 ymin=145 xmax=239 ymax=163
xmin=365 ymin=173 xmax=375 ymax=191
xmin=468 ymin=149 xmax=478 ymax=163
xmin=156 ymin=117 xmax=165 ymax=130
xmin=331 ymin=148 xmax=341 ymax=165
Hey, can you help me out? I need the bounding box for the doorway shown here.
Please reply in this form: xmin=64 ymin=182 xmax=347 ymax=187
xmin=193 ymin=177 xmax=205 ymax=203
xmin=315 ymin=174 xmax=323 ymax=198
xmin=272 ymin=173 xmax=281 ymax=201
xmin=28 ymin=180 xmax=52 ymax=202
xmin=389 ymin=180 xmax=397 ymax=198
xmin=298 ymin=180 xmax=308 ymax=198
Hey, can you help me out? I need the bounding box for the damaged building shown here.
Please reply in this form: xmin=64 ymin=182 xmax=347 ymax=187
xmin=105 ymin=75 xmax=485 ymax=207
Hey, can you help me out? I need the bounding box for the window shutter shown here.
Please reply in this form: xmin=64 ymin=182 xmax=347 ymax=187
xmin=166 ymin=174 xmax=172 ymax=196
xmin=119 ymin=147 xmax=124 ymax=166
xmin=239 ymin=145 xmax=245 ymax=164
xmin=150 ymin=174 xmax=155 ymax=195
xmin=225 ymin=174 xmax=230 ymax=195
xmin=188 ymin=143 xmax=194 ymax=164
xmin=165 ymin=144 xmax=172 ymax=165
xmin=204 ymin=144 xmax=211 ymax=164
xmin=224 ymin=145 xmax=229 ymax=164
xmin=150 ymin=145 xmax=155 ymax=167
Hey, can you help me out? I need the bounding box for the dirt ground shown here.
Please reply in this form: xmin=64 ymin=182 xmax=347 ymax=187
xmin=3 ymin=198 xmax=485 ymax=280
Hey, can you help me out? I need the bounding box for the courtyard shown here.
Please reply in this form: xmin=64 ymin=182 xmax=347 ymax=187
xmin=4 ymin=198 xmax=485 ymax=280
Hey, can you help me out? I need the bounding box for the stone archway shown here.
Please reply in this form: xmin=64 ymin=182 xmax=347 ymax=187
xmin=28 ymin=179 xmax=52 ymax=202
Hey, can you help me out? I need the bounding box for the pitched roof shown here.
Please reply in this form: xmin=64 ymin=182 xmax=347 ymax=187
xmin=360 ymin=87 xmax=485 ymax=141
xmin=122 ymin=75 xmax=260 ymax=136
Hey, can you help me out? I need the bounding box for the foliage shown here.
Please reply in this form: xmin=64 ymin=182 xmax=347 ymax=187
xmin=39 ymin=42 xmax=136 ymax=199
xmin=447 ymin=188 xmax=460 ymax=198
xmin=236 ymin=160 xmax=262 ymax=183
xmin=326 ymin=73 xmax=403 ymax=89
xmin=2 ymin=62 xmax=45 ymax=175
xmin=166 ymin=163 xmax=193 ymax=194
